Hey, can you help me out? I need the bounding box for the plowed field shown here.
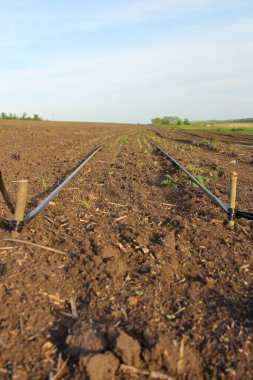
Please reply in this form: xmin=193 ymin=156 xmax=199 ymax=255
xmin=0 ymin=120 xmax=252 ymax=380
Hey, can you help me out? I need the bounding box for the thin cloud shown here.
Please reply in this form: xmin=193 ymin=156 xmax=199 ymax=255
xmin=0 ymin=1 xmax=253 ymax=121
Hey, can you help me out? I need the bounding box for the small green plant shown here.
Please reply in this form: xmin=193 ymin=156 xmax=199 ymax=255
xmin=80 ymin=193 xmax=97 ymax=209
xmin=166 ymin=313 xmax=176 ymax=320
xmin=200 ymin=139 xmax=223 ymax=150
xmin=118 ymin=135 xmax=129 ymax=143
xmin=135 ymin=290 xmax=144 ymax=297
xmin=192 ymin=175 xmax=208 ymax=187
xmin=161 ymin=174 xmax=178 ymax=188
xmin=80 ymin=200 xmax=92 ymax=209
xmin=187 ymin=160 xmax=222 ymax=188
xmin=38 ymin=176 xmax=49 ymax=189
xmin=187 ymin=161 xmax=203 ymax=176
xmin=187 ymin=162 xmax=209 ymax=188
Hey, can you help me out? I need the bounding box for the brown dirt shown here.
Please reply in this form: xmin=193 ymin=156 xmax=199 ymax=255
xmin=0 ymin=120 xmax=252 ymax=379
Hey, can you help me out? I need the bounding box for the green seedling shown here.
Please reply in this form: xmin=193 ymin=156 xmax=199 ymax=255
xmin=38 ymin=176 xmax=50 ymax=189
xmin=80 ymin=193 xmax=96 ymax=209
xmin=186 ymin=162 xmax=209 ymax=188
xmin=118 ymin=135 xmax=129 ymax=143
xmin=161 ymin=174 xmax=178 ymax=188
xmin=80 ymin=200 xmax=92 ymax=209
xmin=135 ymin=290 xmax=144 ymax=297
xmin=166 ymin=313 xmax=176 ymax=320
xmin=187 ymin=159 xmax=222 ymax=188
xmin=192 ymin=175 xmax=208 ymax=188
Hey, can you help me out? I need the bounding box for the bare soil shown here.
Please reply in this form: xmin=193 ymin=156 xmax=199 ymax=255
xmin=0 ymin=121 xmax=252 ymax=380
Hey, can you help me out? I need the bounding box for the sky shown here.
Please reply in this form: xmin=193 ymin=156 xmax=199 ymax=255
xmin=0 ymin=0 xmax=253 ymax=123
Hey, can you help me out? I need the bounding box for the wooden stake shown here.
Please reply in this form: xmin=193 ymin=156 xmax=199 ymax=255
xmin=0 ymin=171 xmax=14 ymax=213
xmin=12 ymin=180 xmax=28 ymax=237
xmin=228 ymin=172 xmax=238 ymax=229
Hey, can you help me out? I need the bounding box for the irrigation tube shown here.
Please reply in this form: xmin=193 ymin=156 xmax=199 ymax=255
xmin=0 ymin=146 xmax=102 ymax=230
xmin=236 ymin=210 xmax=253 ymax=221
xmin=24 ymin=145 xmax=102 ymax=224
xmin=23 ymin=145 xmax=103 ymax=225
xmin=151 ymin=141 xmax=253 ymax=221
xmin=150 ymin=141 xmax=230 ymax=213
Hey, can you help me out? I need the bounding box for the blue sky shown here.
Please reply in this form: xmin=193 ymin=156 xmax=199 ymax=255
xmin=0 ymin=0 xmax=253 ymax=123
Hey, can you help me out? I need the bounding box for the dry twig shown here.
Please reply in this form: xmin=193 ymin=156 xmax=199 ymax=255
xmin=120 ymin=364 xmax=174 ymax=379
xmin=51 ymin=359 xmax=68 ymax=380
xmin=70 ymin=297 xmax=78 ymax=319
xmin=115 ymin=215 xmax=128 ymax=222
xmin=3 ymin=238 xmax=66 ymax=256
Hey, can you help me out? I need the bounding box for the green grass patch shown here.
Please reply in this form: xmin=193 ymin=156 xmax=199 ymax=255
xmin=157 ymin=123 xmax=253 ymax=135
xmin=182 ymin=125 xmax=253 ymax=134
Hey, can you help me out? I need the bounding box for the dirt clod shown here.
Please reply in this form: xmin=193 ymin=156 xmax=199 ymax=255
xmin=100 ymin=244 xmax=118 ymax=259
xmin=114 ymin=330 xmax=141 ymax=366
xmin=83 ymin=352 xmax=119 ymax=380
xmin=66 ymin=322 xmax=106 ymax=356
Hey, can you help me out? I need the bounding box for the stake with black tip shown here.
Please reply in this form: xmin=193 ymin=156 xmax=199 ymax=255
xmin=228 ymin=172 xmax=238 ymax=230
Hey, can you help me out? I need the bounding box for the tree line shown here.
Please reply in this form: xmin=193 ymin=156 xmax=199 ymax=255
xmin=0 ymin=112 xmax=42 ymax=120
xmin=151 ymin=116 xmax=190 ymax=126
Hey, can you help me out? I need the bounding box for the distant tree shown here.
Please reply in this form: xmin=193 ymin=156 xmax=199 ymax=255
xmin=151 ymin=116 xmax=192 ymax=127
xmin=151 ymin=117 xmax=162 ymax=126
xmin=152 ymin=116 xmax=184 ymax=126
xmin=183 ymin=118 xmax=190 ymax=125
xmin=162 ymin=116 xmax=181 ymax=124
xmin=0 ymin=112 xmax=43 ymax=121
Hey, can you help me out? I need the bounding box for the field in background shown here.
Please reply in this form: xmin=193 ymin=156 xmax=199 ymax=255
xmin=178 ymin=122 xmax=253 ymax=134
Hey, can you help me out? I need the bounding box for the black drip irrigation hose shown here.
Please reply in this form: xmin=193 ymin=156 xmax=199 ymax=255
xmin=236 ymin=210 xmax=253 ymax=221
xmin=150 ymin=140 xmax=253 ymax=221
xmin=1 ymin=145 xmax=103 ymax=232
